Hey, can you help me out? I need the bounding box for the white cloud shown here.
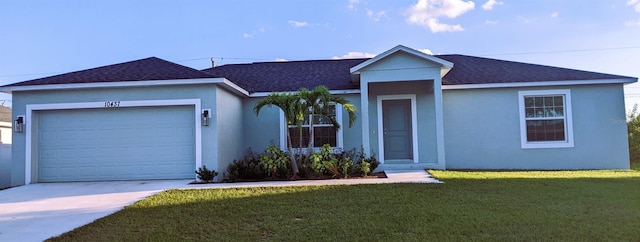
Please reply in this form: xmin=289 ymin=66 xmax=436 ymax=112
xmin=288 ymin=20 xmax=308 ymax=27
xmin=626 ymin=19 xmax=640 ymax=26
xmin=367 ymin=9 xmax=387 ymax=22
xmin=418 ymin=48 xmax=433 ymax=55
xmin=244 ymin=26 xmax=265 ymax=38
xmin=348 ymin=0 xmax=360 ymax=10
xmin=518 ymin=15 xmax=533 ymax=24
xmin=482 ymin=0 xmax=503 ymax=10
xmin=274 ymin=58 xmax=289 ymax=62
xmin=629 ymin=0 xmax=640 ymax=12
xmin=406 ymin=0 xmax=475 ymax=33
xmin=484 ymin=20 xmax=499 ymax=24
xmin=551 ymin=12 xmax=559 ymax=18
xmin=332 ymin=52 xmax=376 ymax=59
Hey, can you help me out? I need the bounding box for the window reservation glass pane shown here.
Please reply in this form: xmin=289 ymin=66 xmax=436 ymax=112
xmin=525 ymin=96 xmax=565 ymax=118
xmin=314 ymin=126 xmax=337 ymax=147
xmin=288 ymin=126 xmax=337 ymax=148
xmin=288 ymin=127 xmax=310 ymax=148
xmin=526 ymin=120 xmax=565 ymax=142
xmin=524 ymin=94 xmax=566 ymax=142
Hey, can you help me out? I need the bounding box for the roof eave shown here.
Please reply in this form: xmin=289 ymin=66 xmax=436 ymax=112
xmin=0 ymin=77 xmax=250 ymax=97
xmin=441 ymin=78 xmax=638 ymax=90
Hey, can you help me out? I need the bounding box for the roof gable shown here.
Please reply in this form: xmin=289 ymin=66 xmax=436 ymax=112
xmin=6 ymin=57 xmax=213 ymax=87
xmin=350 ymin=45 xmax=453 ymax=75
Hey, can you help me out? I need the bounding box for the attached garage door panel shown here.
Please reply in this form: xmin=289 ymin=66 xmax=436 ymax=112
xmin=38 ymin=106 xmax=195 ymax=182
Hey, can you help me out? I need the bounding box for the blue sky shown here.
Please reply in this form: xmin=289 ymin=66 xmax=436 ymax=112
xmin=1 ymin=0 xmax=640 ymax=110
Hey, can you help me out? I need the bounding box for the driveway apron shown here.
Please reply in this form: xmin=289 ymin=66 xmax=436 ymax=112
xmin=0 ymin=180 xmax=191 ymax=242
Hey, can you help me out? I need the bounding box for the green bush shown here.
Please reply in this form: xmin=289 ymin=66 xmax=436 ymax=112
xmin=357 ymin=161 xmax=371 ymax=176
xmin=195 ymin=165 xmax=218 ymax=183
xmin=225 ymin=148 xmax=266 ymax=182
xmin=227 ymin=145 xmax=380 ymax=181
xmin=259 ymin=145 xmax=290 ymax=178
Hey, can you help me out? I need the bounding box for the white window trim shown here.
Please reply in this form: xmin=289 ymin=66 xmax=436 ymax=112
xmin=518 ymin=89 xmax=574 ymax=149
xmin=24 ymin=99 xmax=202 ymax=184
xmin=377 ymin=94 xmax=419 ymax=164
xmin=279 ymin=104 xmax=344 ymax=151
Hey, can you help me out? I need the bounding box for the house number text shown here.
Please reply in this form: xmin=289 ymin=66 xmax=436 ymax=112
xmin=104 ymin=101 xmax=121 ymax=108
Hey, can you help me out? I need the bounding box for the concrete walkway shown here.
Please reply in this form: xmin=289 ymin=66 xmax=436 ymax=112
xmin=0 ymin=170 xmax=440 ymax=242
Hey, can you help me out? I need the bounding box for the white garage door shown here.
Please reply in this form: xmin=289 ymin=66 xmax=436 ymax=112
xmin=37 ymin=106 xmax=195 ymax=182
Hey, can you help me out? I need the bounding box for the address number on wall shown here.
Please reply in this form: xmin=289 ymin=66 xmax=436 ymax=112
xmin=104 ymin=101 xmax=121 ymax=108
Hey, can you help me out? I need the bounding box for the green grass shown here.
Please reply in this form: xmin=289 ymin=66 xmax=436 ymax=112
xmin=49 ymin=170 xmax=640 ymax=241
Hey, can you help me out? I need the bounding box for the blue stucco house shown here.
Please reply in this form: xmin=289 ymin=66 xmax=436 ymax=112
xmin=1 ymin=45 xmax=636 ymax=185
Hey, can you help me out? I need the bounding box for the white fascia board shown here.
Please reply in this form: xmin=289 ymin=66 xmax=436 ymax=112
xmin=249 ymin=89 xmax=360 ymax=97
xmin=219 ymin=79 xmax=250 ymax=96
xmin=1 ymin=78 xmax=250 ymax=97
xmin=350 ymin=45 xmax=453 ymax=74
xmin=442 ymin=78 xmax=637 ymax=90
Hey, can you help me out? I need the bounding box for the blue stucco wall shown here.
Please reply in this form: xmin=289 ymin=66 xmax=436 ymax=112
xmin=215 ymin=87 xmax=244 ymax=175
xmin=10 ymin=84 xmax=221 ymax=186
xmin=242 ymin=98 xmax=281 ymax=153
xmin=443 ymin=84 xmax=630 ymax=169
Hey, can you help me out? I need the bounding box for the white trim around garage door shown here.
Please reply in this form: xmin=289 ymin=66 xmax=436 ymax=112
xmin=376 ymin=94 xmax=419 ymax=164
xmin=24 ymin=99 xmax=202 ymax=184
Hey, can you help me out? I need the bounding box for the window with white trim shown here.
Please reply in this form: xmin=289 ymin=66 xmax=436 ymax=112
xmin=282 ymin=104 xmax=343 ymax=149
xmin=518 ymin=90 xmax=574 ymax=149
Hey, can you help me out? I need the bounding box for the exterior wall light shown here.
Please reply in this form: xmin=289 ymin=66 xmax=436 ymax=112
xmin=202 ymin=109 xmax=211 ymax=126
xmin=14 ymin=115 xmax=25 ymax=133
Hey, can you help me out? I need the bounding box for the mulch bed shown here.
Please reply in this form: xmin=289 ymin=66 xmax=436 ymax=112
xmin=190 ymin=171 xmax=387 ymax=184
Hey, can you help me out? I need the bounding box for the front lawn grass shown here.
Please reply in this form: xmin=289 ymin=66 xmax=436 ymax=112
xmin=50 ymin=170 xmax=640 ymax=241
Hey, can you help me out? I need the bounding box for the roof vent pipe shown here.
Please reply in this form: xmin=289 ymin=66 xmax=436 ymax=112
xmin=211 ymin=57 xmax=215 ymax=68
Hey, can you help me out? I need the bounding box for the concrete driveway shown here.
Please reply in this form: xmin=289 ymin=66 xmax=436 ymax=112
xmin=0 ymin=180 xmax=191 ymax=242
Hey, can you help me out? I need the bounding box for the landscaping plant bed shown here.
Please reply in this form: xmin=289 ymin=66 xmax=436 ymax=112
xmin=190 ymin=171 xmax=387 ymax=184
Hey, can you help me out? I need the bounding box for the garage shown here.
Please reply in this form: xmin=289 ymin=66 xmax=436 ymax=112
xmin=37 ymin=105 xmax=196 ymax=182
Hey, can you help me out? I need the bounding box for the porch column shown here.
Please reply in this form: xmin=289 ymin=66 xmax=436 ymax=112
xmin=433 ymin=77 xmax=446 ymax=169
xmin=360 ymin=81 xmax=370 ymax=156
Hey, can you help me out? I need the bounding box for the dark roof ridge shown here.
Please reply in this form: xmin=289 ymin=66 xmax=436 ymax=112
xmin=5 ymin=56 xmax=214 ymax=87
xmin=436 ymin=54 xmax=636 ymax=80
xmin=205 ymin=57 xmax=371 ymax=70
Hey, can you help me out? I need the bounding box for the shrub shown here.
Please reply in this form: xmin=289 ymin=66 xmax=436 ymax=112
xmin=225 ymin=148 xmax=266 ymax=182
xmin=227 ymin=145 xmax=380 ymax=181
xmin=195 ymin=165 xmax=218 ymax=183
xmin=358 ymin=161 xmax=371 ymax=176
xmin=259 ymin=145 xmax=290 ymax=178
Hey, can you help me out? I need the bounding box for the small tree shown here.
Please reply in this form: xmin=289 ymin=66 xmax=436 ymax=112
xmin=299 ymin=86 xmax=357 ymax=155
xmin=254 ymin=93 xmax=304 ymax=176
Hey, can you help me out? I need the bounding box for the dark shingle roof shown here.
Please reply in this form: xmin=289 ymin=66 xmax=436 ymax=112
xmin=6 ymin=53 xmax=634 ymax=93
xmin=202 ymin=58 xmax=368 ymax=93
xmin=6 ymin=57 xmax=213 ymax=87
xmin=436 ymin=55 xmax=633 ymax=85
xmin=203 ymin=55 xmax=633 ymax=93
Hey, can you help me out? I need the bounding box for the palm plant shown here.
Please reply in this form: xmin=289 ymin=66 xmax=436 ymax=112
xmin=254 ymin=93 xmax=304 ymax=175
xmin=299 ymin=86 xmax=357 ymax=155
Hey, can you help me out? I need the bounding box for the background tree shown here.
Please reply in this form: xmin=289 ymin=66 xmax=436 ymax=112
xmin=254 ymin=93 xmax=304 ymax=176
xmin=627 ymin=104 xmax=640 ymax=168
